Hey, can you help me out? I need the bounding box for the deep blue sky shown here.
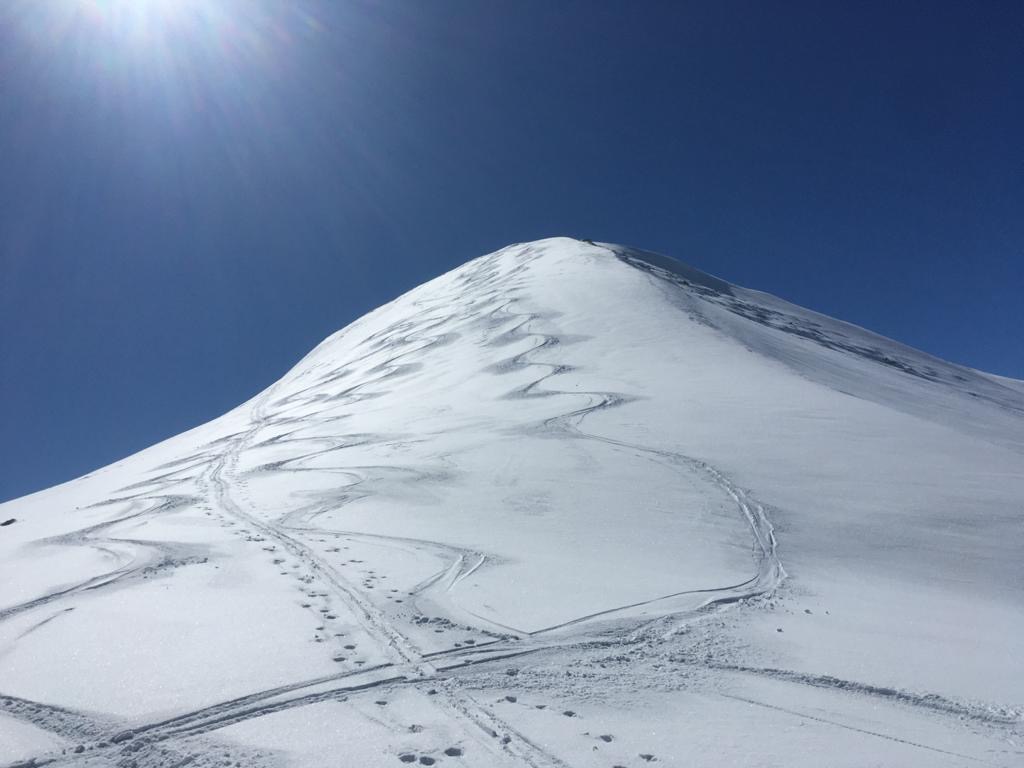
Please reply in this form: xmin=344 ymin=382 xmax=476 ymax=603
xmin=1 ymin=0 xmax=1022 ymax=502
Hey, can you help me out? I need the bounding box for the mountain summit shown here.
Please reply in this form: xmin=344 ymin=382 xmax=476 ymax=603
xmin=2 ymin=238 xmax=1022 ymax=767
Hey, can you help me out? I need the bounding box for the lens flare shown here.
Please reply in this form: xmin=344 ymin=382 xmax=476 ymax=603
xmin=2 ymin=0 xmax=341 ymax=187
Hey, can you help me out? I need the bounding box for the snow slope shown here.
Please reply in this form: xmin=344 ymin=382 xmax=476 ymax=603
xmin=1 ymin=237 xmax=1022 ymax=767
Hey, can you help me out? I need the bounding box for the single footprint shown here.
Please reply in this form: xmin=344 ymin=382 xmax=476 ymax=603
xmin=443 ymin=747 xmax=463 ymax=757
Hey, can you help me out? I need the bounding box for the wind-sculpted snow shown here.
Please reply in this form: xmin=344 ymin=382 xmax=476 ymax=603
xmin=1 ymin=238 xmax=1022 ymax=767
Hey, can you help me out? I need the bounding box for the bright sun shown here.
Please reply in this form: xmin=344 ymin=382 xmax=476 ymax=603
xmin=7 ymin=0 xmax=325 ymax=79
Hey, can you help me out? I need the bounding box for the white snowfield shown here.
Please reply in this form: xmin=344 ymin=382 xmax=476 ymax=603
xmin=1 ymin=237 xmax=1022 ymax=768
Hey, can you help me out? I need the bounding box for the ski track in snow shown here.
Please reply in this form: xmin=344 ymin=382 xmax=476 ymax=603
xmin=2 ymin=241 xmax=1021 ymax=767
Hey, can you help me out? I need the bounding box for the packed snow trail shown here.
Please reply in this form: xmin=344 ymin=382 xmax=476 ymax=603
xmin=187 ymin=338 xmax=588 ymax=767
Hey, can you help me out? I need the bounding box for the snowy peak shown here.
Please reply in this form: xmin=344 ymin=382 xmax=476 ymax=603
xmin=1 ymin=237 xmax=1022 ymax=768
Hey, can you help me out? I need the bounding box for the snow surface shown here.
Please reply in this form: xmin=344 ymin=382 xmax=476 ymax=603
xmin=1 ymin=237 xmax=1022 ymax=767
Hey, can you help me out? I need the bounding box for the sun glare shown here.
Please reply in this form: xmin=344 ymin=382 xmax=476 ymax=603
xmin=0 ymin=0 xmax=350 ymax=217
xmin=5 ymin=0 xmax=328 ymax=82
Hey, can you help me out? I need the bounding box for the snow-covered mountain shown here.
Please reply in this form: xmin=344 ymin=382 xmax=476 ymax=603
xmin=2 ymin=237 xmax=1022 ymax=768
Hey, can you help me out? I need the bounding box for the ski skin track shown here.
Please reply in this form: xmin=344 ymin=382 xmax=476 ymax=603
xmin=204 ymin=334 xmax=563 ymax=766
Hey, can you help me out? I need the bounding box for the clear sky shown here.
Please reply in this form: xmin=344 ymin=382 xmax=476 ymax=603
xmin=1 ymin=0 xmax=1022 ymax=502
